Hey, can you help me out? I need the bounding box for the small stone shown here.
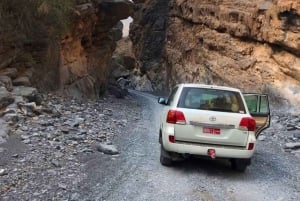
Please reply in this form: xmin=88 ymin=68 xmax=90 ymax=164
xmin=258 ymin=135 xmax=266 ymax=141
xmin=68 ymin=117 xmax=85 ymax=127
xmin=15 ymin=129 xmax=24 ymax=135
xmin=81 ymin=148 xmax=94 ymax=153
xmin=12 ymin=154 xmax=19 ymax=158
xmin=51 ymin=159 xmax=62 ymax=168
xmin=58 ymin=183 xmax=67 ymax=190
xmin=96 ymin=143 xmax=119 ymax=155
xmin=23 ymin=139 xmax=31 ymax=144
xmin=287 ymin=127 xmax=296 ymax=131
xmin=293 ymin=133 xmax=300 ymax=139
xmin=21 ymin=135 xmax=30 ymax=140
xmin=68 ymin=135 xmax=85 ymax=141
xmin=70 ymin=193 xmax=80 ymax=201
xmin=3 ymin=113 xmax=19 ymax=123
xmin=79 ymin=129 xmax=87 ymax=135
xmin=0 ymin=169 xmax=8 ymax=176
xmin=284 ymin=142 xmax=300 ymax=149
xmin=61 ymin=127 xmax=70 ymax=134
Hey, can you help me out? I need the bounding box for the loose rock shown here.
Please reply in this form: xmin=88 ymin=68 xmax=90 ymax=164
xmin=12 ymin=76 xmax=31 ymax=86
xmin=96 ymin=143 xmax=119 ymax=155
xmin=0 ymin=168 xmax=8 ymax=176
xmin=284 ymin=142 xmax=300 ymax=149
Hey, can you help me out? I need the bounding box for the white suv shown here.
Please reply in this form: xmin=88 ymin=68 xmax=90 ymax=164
xmin=158 ymin=84 xmax=270 ymax=172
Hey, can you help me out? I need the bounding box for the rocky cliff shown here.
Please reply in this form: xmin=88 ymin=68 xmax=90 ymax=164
xmin=0 ymin=0 xmax=133 ymax=99
xmin=131 ymin=0 xmax=300 ymax=105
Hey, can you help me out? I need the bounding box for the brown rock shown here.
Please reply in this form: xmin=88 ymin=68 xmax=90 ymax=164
xmin=12 ymin=86 xmax=40 ymax=104
xmin=0 ymin=76 xmax=13 ymax=91
xmin=0 ymin=68 xmax=18 ymax=79
xmin=59 ymin=0 xmax=133 ymax=99
xmin=13 ymin=76 xmax=31 ymax=86
xmin=64 ymin=76 xmax=98 ymax=100
xmin=0 ymin=87 xmax=14 ymax=110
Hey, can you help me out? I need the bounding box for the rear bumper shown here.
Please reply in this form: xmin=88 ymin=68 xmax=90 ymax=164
xmin=163 ymin=140 xmax=255 ymax=159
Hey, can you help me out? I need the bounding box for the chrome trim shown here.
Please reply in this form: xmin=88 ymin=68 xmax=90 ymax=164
xmin=189 ymin=121 xmax=236 ymax=129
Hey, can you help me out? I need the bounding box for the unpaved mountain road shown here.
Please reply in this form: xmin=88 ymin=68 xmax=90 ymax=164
xmin=0 ymin=91 xmax=299 ymax=201
xmin=77 ymin=91 xmax=300 ymax=201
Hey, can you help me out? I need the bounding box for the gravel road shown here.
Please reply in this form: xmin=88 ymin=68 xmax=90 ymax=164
xmin=77 ymin=91 xmax=300 ymax=201
xmin=1 ymin=91 xmax=299 ymax=201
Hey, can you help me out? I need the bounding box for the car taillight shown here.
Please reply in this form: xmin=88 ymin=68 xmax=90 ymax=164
xmin=169 ymin=135 xmax=175 ymax=143
xmin=166 ymin=110 xmax=186 ymax=124
xmin=248 ymin=143 xmax=254 ymax=150
xmin=239 ymin=117 xmax=256 ymax=131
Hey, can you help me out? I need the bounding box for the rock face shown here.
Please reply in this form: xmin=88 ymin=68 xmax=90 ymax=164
xmin=61 ymin=1 xmax=133 ymax=99
xmin=130 ymin=0 xmax=171 ymax=91
xmin=0 ymin=0 xmax=133 ymax=99
xmin=131 ymin=0 xmax=300 ymax=105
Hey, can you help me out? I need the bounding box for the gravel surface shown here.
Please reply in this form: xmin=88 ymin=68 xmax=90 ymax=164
xmin=0 ymin=91 xmax=299 ymax=201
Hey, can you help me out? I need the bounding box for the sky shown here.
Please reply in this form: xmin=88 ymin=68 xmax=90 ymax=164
xmin=121 ymin=17 xmax=133 ymax=37
xmin=121 ymin=0 xmax=133 ymax=37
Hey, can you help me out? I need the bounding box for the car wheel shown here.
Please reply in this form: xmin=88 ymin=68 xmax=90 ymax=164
xmin=231 ymin=159 xmax=251 ymax=172
xmin=160 ymin=145 xmax=173 ymax=166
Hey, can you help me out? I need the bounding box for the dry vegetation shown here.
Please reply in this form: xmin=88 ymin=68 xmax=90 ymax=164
xmin=0 ymin=0 xmax=75 ymax=41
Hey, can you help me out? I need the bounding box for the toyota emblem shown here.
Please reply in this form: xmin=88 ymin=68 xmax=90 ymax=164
xmin=209 ymin=116 xmax=216 ymax=121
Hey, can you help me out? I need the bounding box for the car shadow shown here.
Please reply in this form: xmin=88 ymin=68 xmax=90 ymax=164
xmin=169 ymin=157 xmax=248 ymax=178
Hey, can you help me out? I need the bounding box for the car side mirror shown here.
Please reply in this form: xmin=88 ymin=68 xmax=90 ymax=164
xmin=158 ymin=97 xmax=167 ymax=105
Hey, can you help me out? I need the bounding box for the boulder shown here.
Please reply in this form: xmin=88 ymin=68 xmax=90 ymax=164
xmin=0 ymin=75 xmax=13 ymax=91
xmin=0 ymin=68 xmax=18 ymax=79
xmin=111 ymin=61 xmax=130 ymax=79
xmin=285 ymin=142 xmax=300 ymax=149
xmin=12 ymin=76 xmax=31 ymax=86
xmin=0 ymin=119 xmax=9 ymax=144
xmin=64 ymin=76 xmax=98 ymax=100
xmin=131 ymin=75 xmax=153 ymax=92
xmin=0 ymin=87 xmax=14 ymax=110
xmin=12 ymin=86 xmax=41 ymax=104
xmin=117 ymin=77 xmax=131 ymax=89
xmin=96 ymin=143 xmax=119 ymax=155
xmin=123 ymin=56 xmax=136 ymax=70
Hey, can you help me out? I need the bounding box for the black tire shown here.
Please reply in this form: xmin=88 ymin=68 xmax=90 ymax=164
xmin=160 ymin=145 xmax=173 ymax=166
xmin=159 ymin=130 xmax=162 ymax=144
xmin=231 ymin=159 xmax=251 ymax=172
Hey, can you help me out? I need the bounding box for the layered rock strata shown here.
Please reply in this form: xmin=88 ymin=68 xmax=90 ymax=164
xmin=131 ymin=0 xmax=300 ymax=105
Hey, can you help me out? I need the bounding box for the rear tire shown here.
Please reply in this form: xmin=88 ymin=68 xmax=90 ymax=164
xmin=160 ymin=145 xmax=173 ymax=166
xmin=231 ymin=159 xmax=251 ymax=172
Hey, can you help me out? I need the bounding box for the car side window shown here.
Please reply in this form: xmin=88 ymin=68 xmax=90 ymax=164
xmin=167 ymin=87 xmax=178 ymax=106
xmin=260 ymin=95 xmax=269 ymax=113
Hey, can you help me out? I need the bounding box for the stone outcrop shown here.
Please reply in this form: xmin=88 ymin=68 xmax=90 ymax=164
xmin=131 ymin=0 xmax=300 ymax=105
xmin=60 ymin=1 xmax=133 ymax=99
xmin=0 ymin=0 xmax=133 ymax=99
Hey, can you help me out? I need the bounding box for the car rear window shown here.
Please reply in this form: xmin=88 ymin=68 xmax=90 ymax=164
xmin=178 ymin=87 xmax=246 ymax=113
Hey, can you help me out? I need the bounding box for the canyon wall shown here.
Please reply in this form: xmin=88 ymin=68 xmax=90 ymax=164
xmin=131 ymin=0 xmax=300 ymax=105
xmin=0 ymin=0 xmax=133 ymax=99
